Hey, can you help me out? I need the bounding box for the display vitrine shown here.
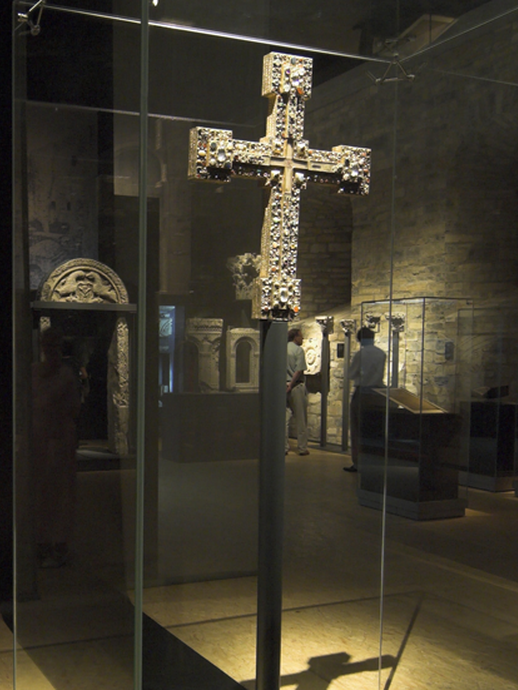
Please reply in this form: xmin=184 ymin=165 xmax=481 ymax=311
xmin=10 ymin=2 xmax=518 ymax=690
xmin=356 ymin=297 xmax=473 ymax=519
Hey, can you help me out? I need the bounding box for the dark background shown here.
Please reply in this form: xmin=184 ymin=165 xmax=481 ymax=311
xmin=0 ymin=0 xmax=501 ymax=608
xmin=1 ymin=1 xmax=13 ymax=605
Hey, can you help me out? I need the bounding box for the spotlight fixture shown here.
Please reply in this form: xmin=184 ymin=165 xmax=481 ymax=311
xmin=17 ymin=0 xmax=45 ymax=36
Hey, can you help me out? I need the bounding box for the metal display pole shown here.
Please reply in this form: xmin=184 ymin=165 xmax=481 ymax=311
xmin=187 ymin=53 xmax=371 ymax=690
xmin=316 ymin=316 xmax=333 ymax=448
xmin=256 ymin=320 xmax=288 ymax=690
xmin=340 ymin=319 xmax=355 ymax=451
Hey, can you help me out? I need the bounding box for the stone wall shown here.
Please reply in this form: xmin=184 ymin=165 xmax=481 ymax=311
xmin=294 ymin=3 xmax=518 ymax=446
xmin=27 ymin=104 xmax=99 ymax=291
xmin=297 ymin=187 xmax=353 ymax=317
xmin=304 ymin=9 xmax=518 ymax=314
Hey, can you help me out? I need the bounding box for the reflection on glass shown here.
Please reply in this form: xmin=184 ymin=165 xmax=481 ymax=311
xmin=357 ymin=297 xmax=472 ymax=519
xmin=159 ymin=305 xmax=176 ymax=394
xmin=11 ymin=2 xmax=518 ymax=690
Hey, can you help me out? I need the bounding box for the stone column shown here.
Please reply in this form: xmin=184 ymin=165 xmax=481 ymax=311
xmin=107 ymin=317 xmax=130 ymax=456
xmin=340 ymin=319 xmax=356 ymax=451
xmin=316 ymin=315 xmax=334 ymax=447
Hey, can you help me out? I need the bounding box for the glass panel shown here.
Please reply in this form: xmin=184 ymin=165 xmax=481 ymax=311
xmin=13 ymin=2 xmax=518 ymax=690
xmin=357 ymin=297 xmax=472 ymax=517
xmin=139 ymin=26 xmax=265 ymax=686
xmin=12 ymin=5 xmax=145 ymax=689
xmin=380 ymin=3 xmax=518 ymax=689
xmin=467 ymin=308 xmax=518 ymax=491
xmin=141 ymin=4 xmax=393 ymax=689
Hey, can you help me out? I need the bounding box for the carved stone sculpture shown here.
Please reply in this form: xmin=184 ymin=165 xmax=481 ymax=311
xmin=364 ymin=313 xmax=381 ymax=332
xmin=302 ymin=337 xmax=321 ymax=375
xmin=385 ymin=312 xmax=406 ymax=332
xmin=39 ymin=257 xmax=129 ymax=304
xmin=316 ymin=315 xmax=334 ymax=335
xmin=227 ymin=253 xmax=261 ymax=301
xmin=340 ymin=319 xmax=356 ymax=336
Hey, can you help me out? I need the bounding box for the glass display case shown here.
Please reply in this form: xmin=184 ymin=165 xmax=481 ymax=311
xmin=462 ymin=307 xmax=518 ymax=491
xmin=355 ymin=297 xmax=473 ymax=519
xmin=9 ymin=2 xmax=518 ymax=690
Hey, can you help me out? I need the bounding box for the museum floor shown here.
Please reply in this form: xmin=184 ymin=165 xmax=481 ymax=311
xmin=2 ymin=445 xmax=518 ymax=690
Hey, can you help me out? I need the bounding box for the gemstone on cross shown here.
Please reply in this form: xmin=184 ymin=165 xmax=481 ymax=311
xmin=188 ymin=52 xmax=371 ymax=321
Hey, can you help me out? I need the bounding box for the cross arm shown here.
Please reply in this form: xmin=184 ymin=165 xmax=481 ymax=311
xmin=307 ymin=145 xmax=371 ymax=195
xmin=188 ymin=126 xmax=274 ymax=183
xmin=188 ymin=127 xmax=235 ymax=182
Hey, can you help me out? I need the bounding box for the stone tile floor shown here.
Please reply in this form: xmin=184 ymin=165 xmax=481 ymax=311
xmin=3 ymin=447 xmax=518 ymax=689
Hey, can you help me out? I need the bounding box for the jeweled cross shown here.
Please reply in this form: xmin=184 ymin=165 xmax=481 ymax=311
xmin=188 ymin=52 xmax=371 ymax=320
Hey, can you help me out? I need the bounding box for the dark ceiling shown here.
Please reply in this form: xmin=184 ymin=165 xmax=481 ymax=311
xmin=20 ymin=0 xmax=504 ymax=107
xmin=23 ymin=0 xmax=498 ymax=55
xmin=148 ymin=0 xmax=494 ymax=56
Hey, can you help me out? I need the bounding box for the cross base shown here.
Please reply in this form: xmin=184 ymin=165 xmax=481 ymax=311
xmin=252 ymin=276 xmax=301 ymax=321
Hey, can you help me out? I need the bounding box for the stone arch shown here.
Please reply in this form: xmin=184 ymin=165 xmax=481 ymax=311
xmin=235 ymin=340 xmax=252 ymax=383
xmin=37 ymin=258 xmax=131 ymax=456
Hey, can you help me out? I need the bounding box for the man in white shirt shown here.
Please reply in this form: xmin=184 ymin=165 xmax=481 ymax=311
xmin=344 ymin=326 xmax=386 ymax=472
xmin=286 ymin=328 xmax=309 ymax=455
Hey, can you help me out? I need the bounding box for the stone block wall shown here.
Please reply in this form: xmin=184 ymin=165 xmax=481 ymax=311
xmin=297 ymin=187 xmax=353 ymax=317
xmin=294 ymin=4 xmax=518 ymax=446
xmin=27 ymin=104 xmax=99 ymax=291
xmin=303 ymin=8 xmax=518 ymax=316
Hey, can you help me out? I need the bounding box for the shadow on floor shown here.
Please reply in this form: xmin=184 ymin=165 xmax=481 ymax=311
xmin=242 ymin=652 xmax=396 ymax=690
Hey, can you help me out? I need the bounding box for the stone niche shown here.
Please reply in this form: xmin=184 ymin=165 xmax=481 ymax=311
xmin=226 ymin=327 xmax=260 ymax=392
xmin=185 ymin=318 xmax=224 ymax=392
xmin=37 ymin=258 xmax=131 ymax=456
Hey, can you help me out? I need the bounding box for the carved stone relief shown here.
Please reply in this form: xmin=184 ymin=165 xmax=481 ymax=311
xmin=38 ymin=258 xmax=130 ymax=456
xmin=226 ymin=327 xmax=260 ymax=391
xmin=107 ymin=318 xmax=130 ymax=457
xmin=40 ymin=258 xmax=129 ymax=304
xmin=302 ymin=337 xmax=321 ymax=375
xmin=185 ymin=318 xmax=224 ymax=392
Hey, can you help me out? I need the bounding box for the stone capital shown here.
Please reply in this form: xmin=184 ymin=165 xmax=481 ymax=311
xmin=316 ymin=315 xmax=334 ymax=335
